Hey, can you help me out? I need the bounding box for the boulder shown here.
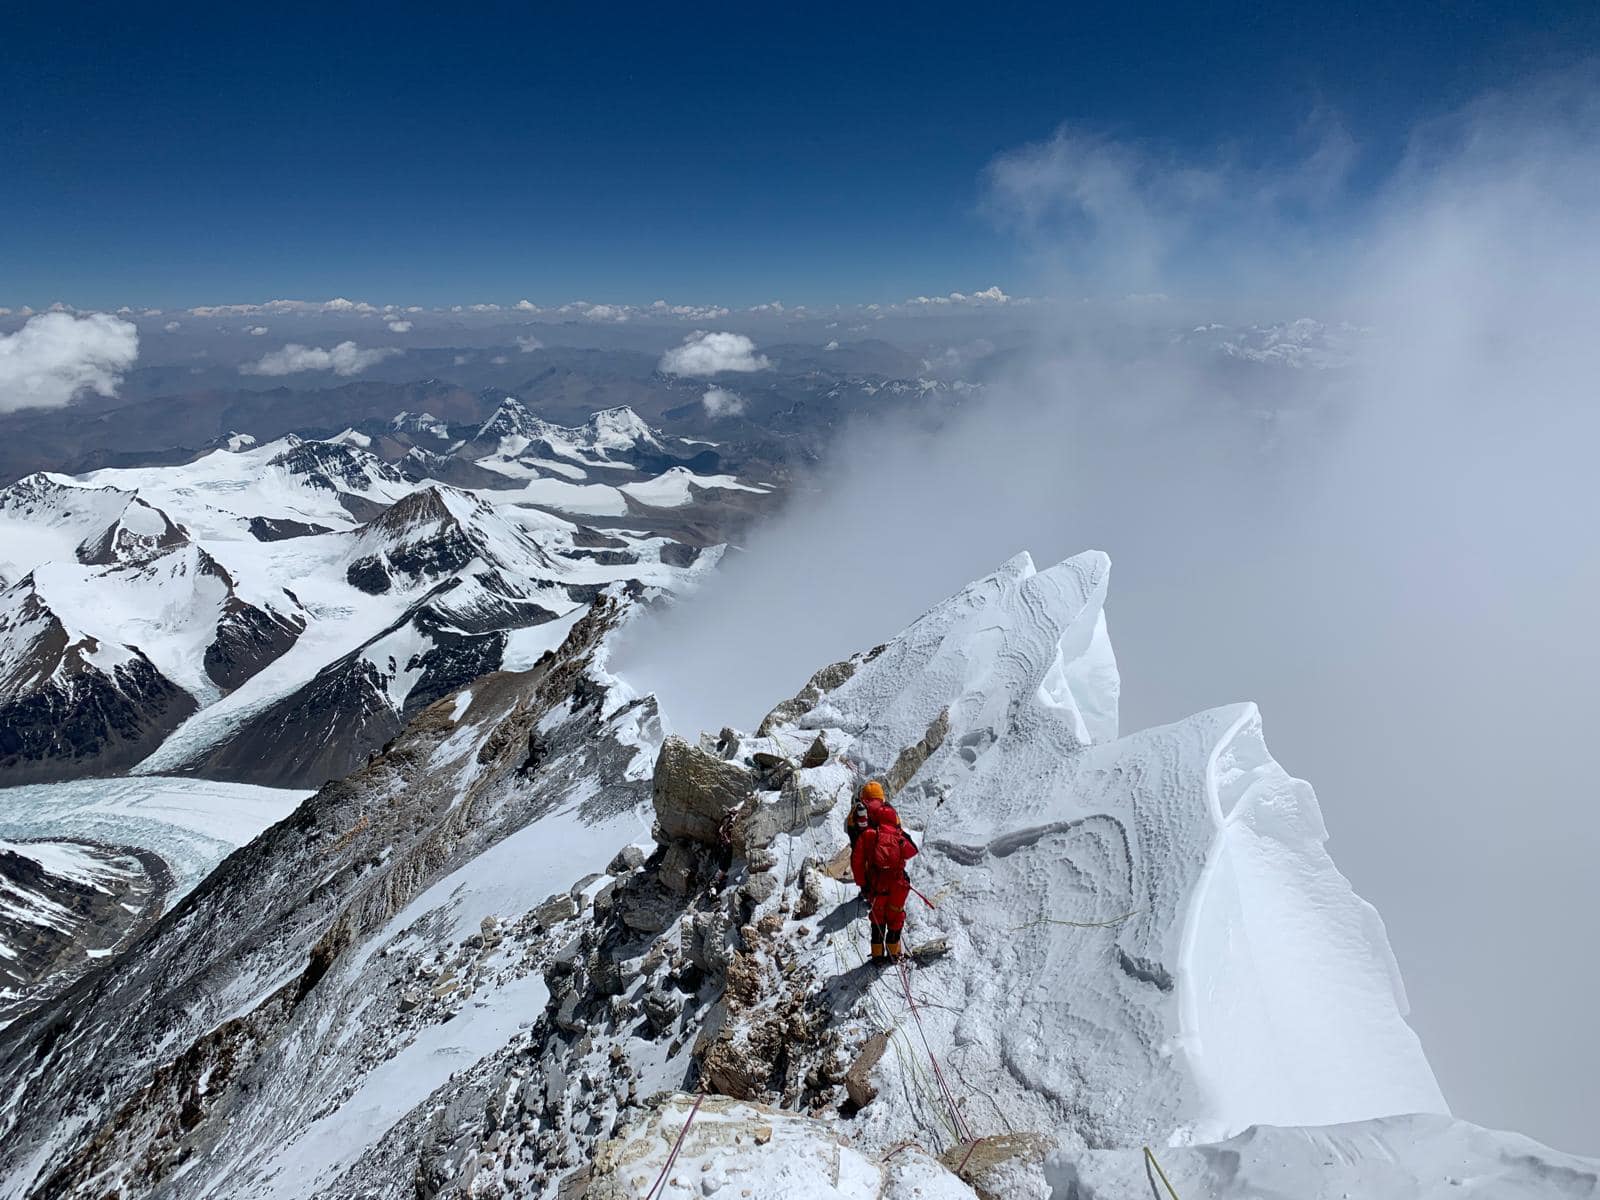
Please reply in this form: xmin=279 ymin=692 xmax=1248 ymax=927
xmin=652 ymin=735 xmax=754 ymax=845
xmin=606 ymin=843 xmax=647 ymax=874
xmin=801 ymin=734 xmax=830 ymax=769
xmin=657 ymin=841 xmax=698 ymax=896
xmin=740 ymin=870 xmax=778 ymax=907
xmin=535 ymin=892 xmax=579 ymax=928
xmin=844 ymin=1031 xmax=889 ymax=1109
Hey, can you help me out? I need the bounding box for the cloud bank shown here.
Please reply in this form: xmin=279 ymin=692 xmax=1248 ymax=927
xmin=242 ymin=341 xmax=400 ymax=377
xmin=0 ymin=312 xmax=140 ymax=413
xmin=658 ymin=330 xmax=771 ymax=376
xmin=618 ymin=74 xmax=1600 ymax=1155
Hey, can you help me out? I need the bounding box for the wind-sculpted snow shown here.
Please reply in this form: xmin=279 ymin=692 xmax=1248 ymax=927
xmin=762 ymin=551 xmax=1442 ymax=1148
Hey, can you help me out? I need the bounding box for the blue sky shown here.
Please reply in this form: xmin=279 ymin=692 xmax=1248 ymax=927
xmin=3 ymin=1 xmax=1595 ymax=309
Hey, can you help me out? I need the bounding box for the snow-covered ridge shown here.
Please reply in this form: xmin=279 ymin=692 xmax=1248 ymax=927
xmin=0 ymin=552 xmax=1589 ymax=1200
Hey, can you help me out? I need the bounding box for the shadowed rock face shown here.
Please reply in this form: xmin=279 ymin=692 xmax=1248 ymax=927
xmin=0 ymin=842 xmax=169 ymax=1030
xmin=0 ymin=619 xmax=197 ymax=786
xmin=204 ymin=598 xmax=305 ymax=693
xmin=247 ymin=516 xmax=333 ymax=542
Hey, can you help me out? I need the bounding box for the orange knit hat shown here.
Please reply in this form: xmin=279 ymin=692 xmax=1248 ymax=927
xmin=860 ymin=780 xmax=885 ymax=803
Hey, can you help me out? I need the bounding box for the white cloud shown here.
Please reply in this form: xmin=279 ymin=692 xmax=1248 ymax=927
xmin=824 ymin=340 xmax=839 ymax=351
xmin=241 ymin=341 xmax=400 ymax=377
xmin=651 ymin=300 xmax=732 ymax=320
xmin=164 ymin=320 xmax=182 ymax=332
xmin=490 ymin=354 xmax=509 ymax=364
xmin=387 ymin=320 xmax=413 ymax=333
xmin=469 ymin=303 xmax=501 ymax=313
xmin=189 ymin=297 xmax=383 ymax=318
xmin=515 ymin=299 xmax=540 ymax=312
xmin=905 ymin=285 xmax=1012 ymax=307
xmin=514 ymin=334 xmax=543 ymax=352
xmin=658 ymin=330 xmax=772 ymax=376
xmin=248 ymin=325 xmax=269 ymax=336
xmin=700 ymin=386 xmax=746 ymax=418
xmin=584 ymin=303 xmax=630 ymax=322
xmin=0 ymin=312 xmax=140 ymax=413
xmin=315 ymin=297 xmax=379 ymax=314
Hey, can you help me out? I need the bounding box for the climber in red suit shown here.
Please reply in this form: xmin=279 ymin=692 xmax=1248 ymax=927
xmin=851 ymin=800 xmax=918 ymax=959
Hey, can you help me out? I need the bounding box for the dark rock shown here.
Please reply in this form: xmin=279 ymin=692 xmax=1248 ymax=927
xmin=801 ymin=735 xmax=830 ymax=769
xmin=247 ymin=516 xmax=334 ymax=542
xmin=844 ymin=1032 xmax=889 ymax=1109
xmin=651 ymin=735 xmax=754 ymax=845
xmin=658 ymin=542 xmax=701 ymax=568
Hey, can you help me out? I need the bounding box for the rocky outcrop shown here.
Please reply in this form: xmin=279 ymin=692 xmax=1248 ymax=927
xmin=755 ymin=652 xmax=877 ymax=736
xmin=203 ymin=596 xmax=305 ymax=692
xmin=0 ymin=596 xmax=656 ymax=1200
xmin=0 ymin=841 xmax=169 ymax=1028
xmin=651 ymin=735 xmax=754 ymax=844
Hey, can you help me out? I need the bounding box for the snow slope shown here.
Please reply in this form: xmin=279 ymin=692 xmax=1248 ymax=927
xmin=620 ymin=466 xmax=772 ymax=508
xmin=1051 ymin=1113 xmax=1599 ymax=1198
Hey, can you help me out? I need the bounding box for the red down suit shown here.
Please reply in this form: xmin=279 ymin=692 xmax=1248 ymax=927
xmin=851 ymin=804 xmax=918 ymax=939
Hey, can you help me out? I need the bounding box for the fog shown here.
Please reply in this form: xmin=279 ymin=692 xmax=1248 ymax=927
xmin=615 ymin=75 xmax=1600 ymax=1152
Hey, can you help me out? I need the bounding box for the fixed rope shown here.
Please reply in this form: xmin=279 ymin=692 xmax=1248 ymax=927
xmin=1009 ymin=908 xmax=1139 ymax=932
xmin=896 ymin=958 xmax=975 ymax=1144
xmin=641 ymin=1091 xmax=704 ymax=1200
xmin=829 ymin=931 xmax=958 ymax=1144
xmin=1143 ymin=1145 xmax=1183 ymax=1200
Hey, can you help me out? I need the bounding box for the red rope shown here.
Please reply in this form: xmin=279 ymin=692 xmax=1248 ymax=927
xmin=896 ymin=959 xmax=975 ymax=1144
xmin=642 ymin=1092 xmax=704 ymax=1200
xmin=955 ymin=1134 xmax=989 ymax=1175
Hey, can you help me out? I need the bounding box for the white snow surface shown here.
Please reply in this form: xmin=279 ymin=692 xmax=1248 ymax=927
xmin=619 ymin=466 xmax=771 ymax=508
xmin=0 ymin=776 xmax=307 ymax=895
xmin=1050 ymin=1113 xmax=1599 ymax=1198
xmin=587 ymin=1096 xmax=973 ymax=1199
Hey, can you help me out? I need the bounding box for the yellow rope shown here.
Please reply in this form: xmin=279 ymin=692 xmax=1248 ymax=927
xmin=1143 ymin=1146 xmax=1182 ymax=1200
xmin=1009 ymin=908 xmax=1139 ymax=932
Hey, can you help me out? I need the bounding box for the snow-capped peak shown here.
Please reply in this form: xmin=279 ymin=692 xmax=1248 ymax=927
xmin=585 ymin=405 xmax=661 ymax=452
